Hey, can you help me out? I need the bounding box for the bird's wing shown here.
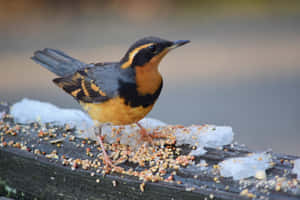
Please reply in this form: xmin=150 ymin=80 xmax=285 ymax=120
xmin=53 ymin=63 xmax=121 ymax=103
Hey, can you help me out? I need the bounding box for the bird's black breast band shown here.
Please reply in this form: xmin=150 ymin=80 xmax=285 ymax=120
xmin=118 ymin=79 xmax=163 ymax=108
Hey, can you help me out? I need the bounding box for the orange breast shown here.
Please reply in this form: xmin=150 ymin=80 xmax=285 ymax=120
xmin=81 ymin=97 xmax=154 ymax=125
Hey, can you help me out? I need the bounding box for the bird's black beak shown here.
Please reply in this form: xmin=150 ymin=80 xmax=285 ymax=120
xmin=170 ymin=40 xmax=190 ymax=49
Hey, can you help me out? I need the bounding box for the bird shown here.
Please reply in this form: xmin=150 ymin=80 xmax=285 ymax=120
xmin=31 ymin=36 xmax=190 ymax=167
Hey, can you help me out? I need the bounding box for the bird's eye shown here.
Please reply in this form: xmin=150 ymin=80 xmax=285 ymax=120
xmin=148 ymin=45 xmax=157 ymax=53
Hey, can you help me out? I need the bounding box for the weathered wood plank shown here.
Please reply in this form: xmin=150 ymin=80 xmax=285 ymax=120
xmin=0 ymin=103 xmax=299 ymax=200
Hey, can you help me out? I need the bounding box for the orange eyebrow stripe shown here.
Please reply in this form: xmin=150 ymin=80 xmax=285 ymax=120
xmin=121 ymin=43 xmax=153 ymax=69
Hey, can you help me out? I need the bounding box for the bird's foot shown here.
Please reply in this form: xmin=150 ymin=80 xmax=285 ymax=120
xmin=136 ymin=122 xmax=167 ymax=144
xmin=137 ymin=124 xmax=154 ymax=143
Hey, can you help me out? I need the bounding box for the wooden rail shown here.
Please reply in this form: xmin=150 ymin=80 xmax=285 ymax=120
xmin=0 ymin=102 xmax=299 ymax=200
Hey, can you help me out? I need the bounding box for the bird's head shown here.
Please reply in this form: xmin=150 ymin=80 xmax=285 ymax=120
xmin=120 ymin=36 xmax=190 ymax=69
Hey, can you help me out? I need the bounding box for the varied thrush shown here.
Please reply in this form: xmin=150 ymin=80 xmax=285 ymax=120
xmin=32 ymin=36 xmax=190 ymax=167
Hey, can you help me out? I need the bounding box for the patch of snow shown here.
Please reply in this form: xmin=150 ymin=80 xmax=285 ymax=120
xmin=9 ymin=99 xmax=234 ymax=153
xmin=292 ymin=159 xmax=300 ymax=179
xmin=189 ymin=147 xmax=207 ymax=156
xmin=174 ymin=125 xmax=234 ymax=156
xmin=92 ymin=118 xmax=167 ymax=146
xmin=10 ymin=98 xmax=94 ymax=132
xmin=9 ymin=99 xmax=166 ymax=143
xmin=219 ymin=153 xmax=272 ymax=180
xmin=85 ymin=123 xmax=233 ymax=153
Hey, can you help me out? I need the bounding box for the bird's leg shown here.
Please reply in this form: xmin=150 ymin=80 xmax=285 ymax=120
xmin=94 ymin=126 xmax=115 ymax=168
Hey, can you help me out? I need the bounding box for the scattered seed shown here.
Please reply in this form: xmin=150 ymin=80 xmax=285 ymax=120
xmin=112 ymin=180 xmax=117 ymax=187
xmin=140 ymin=182 xmax=145 ymax=192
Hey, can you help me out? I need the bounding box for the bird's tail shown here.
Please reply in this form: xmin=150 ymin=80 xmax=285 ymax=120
xmin=31 ymin=48 xmax=86 ymax=77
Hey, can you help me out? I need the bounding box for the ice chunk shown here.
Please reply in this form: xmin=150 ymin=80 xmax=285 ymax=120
xmin=174 ymin=125 xmax=234 ymax=156
xmin=10 ymin=98 xmax=94 ymax=132
xmin=219 ymin=153 xmax=272 ymax=180
xmin=292 ymin=159 xmax=300 ymax=179
xmin=189 ymin=147 xmax=207 ymax=156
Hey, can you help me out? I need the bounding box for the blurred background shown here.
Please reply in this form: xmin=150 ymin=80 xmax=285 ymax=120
xmin=0 ymin=0 xmax=299 ymax=155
